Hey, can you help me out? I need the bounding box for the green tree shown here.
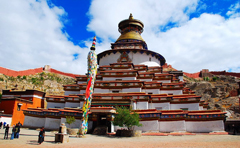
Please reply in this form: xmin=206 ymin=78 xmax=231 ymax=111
xmin=66 ymin=116 xmax=76 ymax=128
xmin=22 ymin=75 xmax=27 ymax=80
xmin=0 ymin=93 xmax=2 ymax=102
xmin=17 ymin=75 xmax=21 ymax=79
xmin=113 ymin=107 xmax=142 ymax=130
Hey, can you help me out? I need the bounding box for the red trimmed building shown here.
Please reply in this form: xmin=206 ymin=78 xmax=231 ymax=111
xmin=22 ymin=14 xmax=226 ymax=133
xmin=0 ymin=90 xmax=45 ymax=126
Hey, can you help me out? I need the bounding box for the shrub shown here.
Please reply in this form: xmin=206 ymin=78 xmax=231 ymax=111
xmin=113 ymin=106 xmax=142 ymax=130
xmin=66 ymin=116 xmax=76 ymax=128
xmin=212 ymin=76 xmax=217 ymax=81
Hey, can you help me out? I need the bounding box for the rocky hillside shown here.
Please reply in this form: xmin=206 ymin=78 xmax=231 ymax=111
xmin=0 ymin=69 xmax=239 ymax=118
xmin=0 ymin=72 xmax=75 ymax=96
xmin=185 ymin=75 xmax=240 ymax=119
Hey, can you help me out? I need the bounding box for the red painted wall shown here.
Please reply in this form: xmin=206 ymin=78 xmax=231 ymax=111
xmin=0 ymin=67 xmax=43 ymax=77
xmin=11 ymin=100 xmax=33 ymax=126
xmin=183 ymin=72 xmax=201 ymax=78
xmin=0 ymin=100 xmax=15 ymax=114
xmin=210 ymin=71 xmax=240 ymax=78
xmin=0 ymin=66 xmax=78 ymax=78
xmin=50 ymin=68 xmax=78 ymax=78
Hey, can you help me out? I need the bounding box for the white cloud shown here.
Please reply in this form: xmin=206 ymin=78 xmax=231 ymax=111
xmin=88 ymin=0 xmax=198 ymax=41
xmin=0 ymin=0 xmax=89 ymax=74
xmin=88 ymin=0 xmax=240 ymax=73
xmin=227 ymin=1 xmax=240 ymax=18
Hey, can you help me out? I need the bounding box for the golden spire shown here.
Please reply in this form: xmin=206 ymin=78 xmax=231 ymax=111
xmin=129 ymin=13 xmax=133 ymax=20
xmin=116 ymin=13 xmax=145 ymax=42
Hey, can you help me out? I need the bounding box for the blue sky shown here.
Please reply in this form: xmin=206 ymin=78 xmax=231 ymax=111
xmin=0 ymin=0 xmax=240 ymax=74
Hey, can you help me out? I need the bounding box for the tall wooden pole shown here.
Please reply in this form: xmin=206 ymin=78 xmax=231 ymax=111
xmin=79 ymin=36 xmax=97 ymax=136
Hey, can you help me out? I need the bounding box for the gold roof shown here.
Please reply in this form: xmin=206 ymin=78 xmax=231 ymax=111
xmin=117 ymin=14 xmax=145 ymax=42
xmin=116 ymin=31 xmax=144 ymax=41
xmin=118 ymin=13 xmax=144 ymax=29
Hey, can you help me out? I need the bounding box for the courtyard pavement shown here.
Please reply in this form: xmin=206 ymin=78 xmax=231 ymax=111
xmin=0 ymin=128 xmax=240 ymax=148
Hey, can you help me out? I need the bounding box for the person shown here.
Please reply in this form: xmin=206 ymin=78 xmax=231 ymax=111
xmin=3 ymin=122 xmax=6 ymax=127
xmin=15 ymin=123 xmax=20 ymax=138
xmin=4 ymin=124 xmax=9 ymax=139
xmin=11 ymin=125 xmax=16 ymax=140
xmin=232 ymin=124 xmax=236 ymax=135
xmin=17 ymin=121 xmax=22 ymax=127
xmin=38 ymin=127 xmax=45 ymax=145
xmin=0 ymin=122 xmax=2 ymax=129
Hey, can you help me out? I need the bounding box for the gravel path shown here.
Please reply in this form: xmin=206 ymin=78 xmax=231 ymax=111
xmin=0 ymin=128 xmax=240 ymax=148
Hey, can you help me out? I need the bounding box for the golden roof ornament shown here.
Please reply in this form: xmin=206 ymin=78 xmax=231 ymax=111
xmin=129 ymin=13 xmax=133 ymax=20
xmin=116 ymin=13 xmax=145 ymax=42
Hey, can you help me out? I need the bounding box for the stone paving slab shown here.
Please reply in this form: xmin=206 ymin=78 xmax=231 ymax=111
xmin=0 ymin=128 xmax=240 ymax=148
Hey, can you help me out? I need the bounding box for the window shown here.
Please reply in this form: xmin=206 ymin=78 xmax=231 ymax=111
xmin=155 ymin=107 xmax=162 ymax=110
xmin=17 ymin=103 xmax=22 ymax=111
xmin=148 ymin=92 xmax=153 ymax=94
xmin=55 ymin=106 xmax=61 ymax=108
xmin=112 ymin=90 xmax=119 ymax=93
xmin=116 ymin=79 xmax=122 ymax=81
xmin=149 ymin=57 xmax=151 ymax=61
xmin=180 ymin=108 xmax=188 ymax=111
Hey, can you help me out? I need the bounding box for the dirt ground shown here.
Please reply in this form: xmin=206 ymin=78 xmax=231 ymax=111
xmin=0 ymin=128 xmax=240 ymax=148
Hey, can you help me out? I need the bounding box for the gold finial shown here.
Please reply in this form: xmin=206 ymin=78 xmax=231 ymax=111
xmin=129 ymin=13 xmax=133 ymax=20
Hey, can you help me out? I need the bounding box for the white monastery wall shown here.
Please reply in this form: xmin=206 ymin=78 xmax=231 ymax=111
xmin=47 ymin=102 xmax=65 ymax=109
xmin=65 ymin=91 xmax=79 ymax=96
xmin=170 ymin=103 xmax=199 ymax=110
xmin=80 ymin=90 xmax=85 ymax=94
xmin=44 ymin=118 xmax=61 ymax=130
xmin=136 ymin=102 xmax=148 ymax=109
xmin=186 ymin=120 xmax=225 ymax=132
xmin=157 ymin=80 xmax=171 ymax=83
xmin=179 ymin=76 xmax=183 ymax=82
xmin=159 ymin=120 xmax=186 ymax=132
xmin=0 ymin=116 xmax=12 ymax=125
xmin=131 ymin=102 xmax=137 ymax=110
xmin=139 ymin=79 xmax=152 ymax=82
xmin=102 ymin=77 xmax=136 ymax=81
xmin=94 ymin=88 xmax=109 ymax=93
xmin=80 ymin=101 xmax=84 ymax=108
xmin=99 ymin=52 xmax=161 ymax=66
xmin=24 ymin=116 xmax=45 ymax=128
xmin=150 ymin=102 xmax=170 ymax=110
xmin=94 ymin=88 xmax=141 ymax=93
xmin=77 ymin=81 xmax=85 ymax=84
xmin=65 ymin=102 xmax=80 ymax=108
xmin=134 ymin=120 xmax=159 ymax=132
xmin=199 ymin=106 xmax=204 ymax=110
xmin=124 ymin=88 xmax=141 ymax=92
xmin=143 ymin=89 xmax=160 ymax=94
xmin=160 ymin=90 xmax=182 ymax=95
xmin=60 ymin=118 xmax=82 ymax=128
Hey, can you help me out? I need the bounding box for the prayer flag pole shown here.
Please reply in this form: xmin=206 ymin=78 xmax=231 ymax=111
xmin=79 ymin=36 xmax=97 ymax=136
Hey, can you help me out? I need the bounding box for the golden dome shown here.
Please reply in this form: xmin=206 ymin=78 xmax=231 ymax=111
xmin=116 ymin=31 xmax=144 ymax=41
xmin=117 ymin=13 xmax=145 ymax=42
xmin=118 ymin=13 xmax=144 ymax=31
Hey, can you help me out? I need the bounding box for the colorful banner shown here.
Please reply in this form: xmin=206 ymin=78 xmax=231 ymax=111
xmin=79 ymin=36 xmax=98 ymax=135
